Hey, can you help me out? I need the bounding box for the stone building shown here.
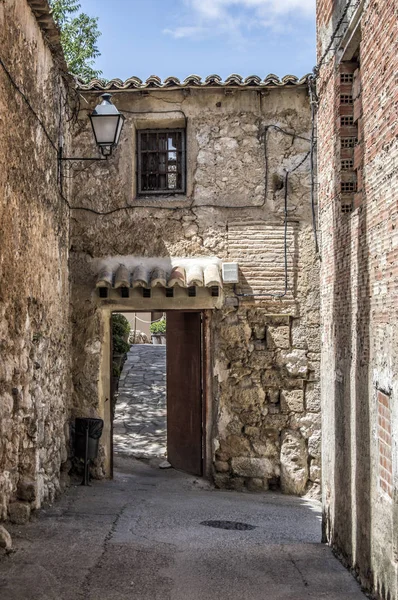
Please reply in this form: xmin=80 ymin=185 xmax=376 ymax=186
xmin=70 ymin=74 xmax=321 ymax=495
xmin=316 ymin=0 xmax=398 ymax=598
xmin=0 ymin=0 xmax=322 ymax=524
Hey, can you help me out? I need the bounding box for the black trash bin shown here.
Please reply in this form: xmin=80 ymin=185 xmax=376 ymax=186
xmin=74 ymin=417 xmax=104 ymax=485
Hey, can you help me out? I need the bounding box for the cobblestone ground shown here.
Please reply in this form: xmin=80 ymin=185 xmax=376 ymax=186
xmin=113 ymin=344 xmax=167 ymax=459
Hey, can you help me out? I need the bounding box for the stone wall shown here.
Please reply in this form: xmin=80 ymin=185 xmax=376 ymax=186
xmin=70 ymin=83 xmax=320 ymax=496
xmin=0 ymin=0 xmax=72 ymax=522
xmin=316 ymin=0 xmax=398 ymax=598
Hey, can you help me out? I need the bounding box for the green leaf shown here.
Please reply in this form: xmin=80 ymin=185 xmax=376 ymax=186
xmin=49 ymin=0 xmax=102 ymax=81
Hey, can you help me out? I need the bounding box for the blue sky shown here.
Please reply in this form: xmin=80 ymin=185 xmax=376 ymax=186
xmin=79 ymin=0 xmax=316 ymax=82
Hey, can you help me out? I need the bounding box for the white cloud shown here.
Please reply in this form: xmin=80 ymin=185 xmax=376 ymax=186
xmin=164 ymin=0 xmax=315 ymax=39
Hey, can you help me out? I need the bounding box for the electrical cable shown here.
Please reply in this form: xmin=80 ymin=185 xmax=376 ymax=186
xmin=67 ymin=124 xmax=310 ymax=214
xmin=0 ymin=56 xmax=58 ymax=151
xmin=233 ymin=147 xmax=310 ymax=299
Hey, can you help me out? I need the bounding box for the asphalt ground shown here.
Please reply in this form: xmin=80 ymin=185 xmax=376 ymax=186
xmin=0 ymin=456 xmax=367 ymax=600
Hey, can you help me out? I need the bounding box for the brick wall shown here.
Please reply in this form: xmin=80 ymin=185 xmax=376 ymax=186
xmin=378 ymin=391 xmax=393 ymax=499
xmin=317 ymin=0 xmax=398 ymax=598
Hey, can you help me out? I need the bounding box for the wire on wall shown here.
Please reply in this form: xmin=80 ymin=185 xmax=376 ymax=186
xmin=0 ymin=56 xmax=58 ymax=151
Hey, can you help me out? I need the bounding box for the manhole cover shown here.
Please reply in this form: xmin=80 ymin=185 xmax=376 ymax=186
xmin=200 ymin=520 xmax=256 ymax=531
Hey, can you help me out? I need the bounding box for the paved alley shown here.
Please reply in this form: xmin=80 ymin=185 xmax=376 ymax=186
xmin=0 ymin=457 xmax=367 ymax=600
xmin=113 ymin=345 xmax=167 ymax=459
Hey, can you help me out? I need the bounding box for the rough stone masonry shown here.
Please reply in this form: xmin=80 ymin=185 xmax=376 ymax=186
xmin=0 ymin=0 xmax=73 ymax=523
xmin=0 ymin=0 xmax=321 ymax=530
xmin=70 ymin=77 xmax=321 ymax=497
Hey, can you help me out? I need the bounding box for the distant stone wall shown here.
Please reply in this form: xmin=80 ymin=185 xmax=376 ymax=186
xmin=70 ymin=84 xmax=320 ymax=496
xmin=0 ymin=1 xmax=72 ymax=521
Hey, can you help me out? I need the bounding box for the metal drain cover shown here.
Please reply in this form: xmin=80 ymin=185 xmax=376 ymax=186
xmin=200 ymin=520 xmax=256 ymax=531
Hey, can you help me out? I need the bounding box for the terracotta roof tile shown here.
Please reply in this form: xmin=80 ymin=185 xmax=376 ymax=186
xmin=96 ymin=259 xmax=222 ymax=290
xmin=78 ymin=73 xmax=310 ymax=92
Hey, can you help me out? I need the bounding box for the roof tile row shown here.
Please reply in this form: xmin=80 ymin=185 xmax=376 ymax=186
xmin=78 ymin=73 xmax=310 ymax=91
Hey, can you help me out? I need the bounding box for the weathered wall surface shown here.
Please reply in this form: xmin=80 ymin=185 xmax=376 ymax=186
xmin=70 ymin=84 xmax=320 ymax=496
xmin=0 ymin=1 xmax=72 ymax=522
xmin=317 ymin=0 xmax=398 ymax=597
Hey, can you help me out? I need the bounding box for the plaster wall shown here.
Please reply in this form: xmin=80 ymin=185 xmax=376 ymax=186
xmin=0 ymin=0 xmax=72 ymax=521
xmin=316 ymin=0 xmax=398 ymax=597
xmin=70 ymin=85 xmax=321 ymax=495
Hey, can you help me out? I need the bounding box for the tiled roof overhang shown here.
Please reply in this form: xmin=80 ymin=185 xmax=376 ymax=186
xmin=96 ymin=259 xmax=222 ymax=290
xmin=78 ymin=73 xmax=310 ymax=92
xmin=27 ymin=0 xmax=65 ymax=60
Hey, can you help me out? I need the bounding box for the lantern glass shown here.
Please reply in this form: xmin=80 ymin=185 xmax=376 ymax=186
xmin=89 ymin=94 xmax=125 ymax=153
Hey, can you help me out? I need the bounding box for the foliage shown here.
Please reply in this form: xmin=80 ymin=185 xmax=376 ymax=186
xmin=150 ymin=318 xmax=166 ymax=335
xmin=113 ymin=337 xmax=131 ymax=355
xmin=112 ymin=314 xmax=131 ymax=356
xmin=112 ymin=314 xmax=131 ymax=339
xmin=49 ymin=0 xmax=102 ymax=81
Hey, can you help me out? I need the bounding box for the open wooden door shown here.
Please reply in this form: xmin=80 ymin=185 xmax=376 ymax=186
xmin=166 ymin=312 xmax=202 ymax=476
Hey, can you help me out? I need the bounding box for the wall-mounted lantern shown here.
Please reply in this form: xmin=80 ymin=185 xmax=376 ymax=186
xmin=89 ymin=93 xmax=125 ymax=156
xmin=58 ymin=93 xmax=125 ymax=185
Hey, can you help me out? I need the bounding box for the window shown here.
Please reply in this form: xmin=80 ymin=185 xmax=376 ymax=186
xmin=137 ymin=129 xmax=186 ymax=195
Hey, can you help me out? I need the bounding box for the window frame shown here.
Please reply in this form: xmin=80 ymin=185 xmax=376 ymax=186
xmin=136 ymin=128 xmax=186 ymax=196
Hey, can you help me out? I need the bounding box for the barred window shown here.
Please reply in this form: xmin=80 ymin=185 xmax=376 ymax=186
xmin=137 ymin=129 xmax=186 ymax=195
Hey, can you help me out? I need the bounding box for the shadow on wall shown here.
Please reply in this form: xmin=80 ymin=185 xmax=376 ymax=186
xmin=329 ymin=67 xmax=372 ymax=590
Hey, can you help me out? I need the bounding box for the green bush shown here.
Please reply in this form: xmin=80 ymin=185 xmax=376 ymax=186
xmin=113 ymin=337 xmax=130 ymax=355
xmin=150 ymin=318 xmax=166 ymax=335
xmin=112 ymin=314 xmax=130 ymax=338
xmin=112 ymin=314 xmax=131 ymax=356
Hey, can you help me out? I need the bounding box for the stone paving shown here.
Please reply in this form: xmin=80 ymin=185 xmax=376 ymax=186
xmin=113 ymin=344 xmax=167 ymax=459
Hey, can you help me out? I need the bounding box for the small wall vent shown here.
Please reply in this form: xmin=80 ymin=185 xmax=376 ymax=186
xmin=222 ymin=262 xmax=239 ymax=284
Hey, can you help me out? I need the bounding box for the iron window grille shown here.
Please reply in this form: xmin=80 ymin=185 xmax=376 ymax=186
xmin=137 ymin=129 xmax=186 ymax=195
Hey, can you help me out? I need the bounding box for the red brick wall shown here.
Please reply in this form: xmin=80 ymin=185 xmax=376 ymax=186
xmin=317 ymin=0 xmax=398 ymax=598
xmin=378 ymin=390 xmax=393 ymax=498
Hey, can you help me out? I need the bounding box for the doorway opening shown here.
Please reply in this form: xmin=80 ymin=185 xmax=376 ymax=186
xmin=111 ymin=311 xmax=206 ymax=477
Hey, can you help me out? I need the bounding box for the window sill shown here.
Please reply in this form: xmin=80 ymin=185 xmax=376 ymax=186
xmin=133 ymin=195 xmax=191 ymax=208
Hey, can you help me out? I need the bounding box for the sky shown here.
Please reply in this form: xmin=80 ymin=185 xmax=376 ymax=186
xmin=79 ymin=0 xmax=316 ymax=82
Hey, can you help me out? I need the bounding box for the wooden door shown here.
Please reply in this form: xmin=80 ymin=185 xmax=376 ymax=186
xmin=166 ymin=312 xmax=202 ymax=476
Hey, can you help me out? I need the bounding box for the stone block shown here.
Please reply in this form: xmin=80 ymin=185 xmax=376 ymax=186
xmin=244 ymin=426 xmax=260 ymax=438
xmin=280 ymin=431 xmax=308 ymax=495
xmin=305 ymin=382 xmax=320 ymax=412
xmin=9 ymin=501 xmax=31 ymax=524
xmin=308 ymin=430 xmax=321 ymax=458
xmin=17 ymin=477 xmax=36 ymax=502
xmin=253 ymin=325 xmax=266 ymax=340
xmin=213 ymin=474 xmax=230 ymax=489
xmin=0 ymin=525 xmax=12 ymax=553
xmin=278 ymin=349 xmax=309 ymax=377
xmin=214 ymin=460 xmax=230 ymax=473
xmin=310 ymin=463 xmax=321 ymax=483
xmin=267 ymin=326 xmax=290 ymax=349
xmin=229 ymin=477 xmax=245 ymax=491
xmin=215 ymin=451 xmax=229 ymax=462
xmin=247 ymin=478 xmax=268 ymax=492
xmin=281 ymin=390 xmax=304 ymax=413
xmin=231 ymin=457 xmax=275 ymax=478
xmin=267 ymin=388 xmax=280 ymax=403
